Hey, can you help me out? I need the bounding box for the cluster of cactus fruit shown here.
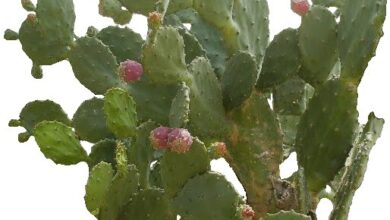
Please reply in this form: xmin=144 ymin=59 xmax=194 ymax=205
xmin=4 ymin=0 xmax=387 ymax=219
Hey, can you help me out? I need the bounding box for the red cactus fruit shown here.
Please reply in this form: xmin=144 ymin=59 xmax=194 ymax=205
xmin=167 ymin=128 xmax=193 ymax=153
xmin=148 ymin=11 xmax=162 ymax=28
xmin=291 ymin=0 xmax=310 ymax=16
xmin=212 ymin=142 xmax=228 ymax=157
xmin=241 ymin=204 xmax=255 ymax=219
xmin=150 ymin=126 xmax=172 ymax=150
xmin=119 ymin=60 xmax=143 ymax=83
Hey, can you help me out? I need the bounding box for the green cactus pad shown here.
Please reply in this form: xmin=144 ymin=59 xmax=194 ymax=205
xmin=119 ymin=0 xmax=155 ymax=15
xmin=330 ymin=113 xmax=384 ymax=220
xmin=33 ymin=121 xmax=88 ymax=165
xmin=227 ymin=92 xmax=283 ymax=216
xmin=119 ymin=188 xmax=175 ymax=220
xmin=160 ymin=138 xmax=210 ymax=198
xmin=192 ymin=0 xmax=234 ymax=30
xmin=193 ymin=0 xmax=269 ymax=67
xmin=21 ymin=0 xmax=36 ymax=11
xmin=88 ymin=139 xmax=117 ymax=170
xmin=4 ymin=29 xmax=19 ymax=40
xmin=178 ymin=28 xmax=206 ymax=64
xmin=175 ymin=9 xmax=228 ymax=77
xmin=298 ymin=6 xmax=338 ymax=87
xmin=169 ymin=82 xmax=190 ymax=128
xmin=127 ymin=76 xmax=178 ymax=125
xmin=18 ymin=0 xmax=75 ymax=65
xmin=187 ymin=57 xmax=229 ymax=139
xmin=143 ymin=26 xmax=190 ymax=84
xmin=85 ymin=162 xmax=114 ymax=216
xmin=257 ymin=28 xmax=301 ymax=90
xmin=120 ymin=0 xmax=192 ymax=15
xmin=99 ymin=164 xmax=140 ymax=220
xmin=98 ymin=0 xmax=132 ymax=25
xmin=173 ymin=172 xmax=241 ymax=220
xmin=68 ymin=37 xmax=121 ymax=95
xmin=128 ymin=121 xmax=157 ymax=188
xmin=278 ymin=115 xmax=301 ymax=158
xmin=73 ymin=98 xmax=114 ymax=143
xmin=338 ymin=0 xmax=387 ymax=84
xmin=16 ymin=100 xmax=71 ymax=135
xmin=295 ymin=79 xmax=358 ymax=192
xmin=150 ymin=161 xmax=163 ymax=188
xmin=222 ymin=51 xmax=258 ymax=110
xmin=104 ymin=88 xmax=138 ymax=138
xmin=168 ymin=0 xmax=193 ymax=13
xmin=312 ymin=0 xmax=344 ymax=8
xmin=273 ymin=76 xmax=313 ymax=115
xmin=97 ymin=26 xmax=144 ymax=63
xmin=264 ymin=210 xmax=311 ymax=220
xmin=31 ymin=63 xmax=43 ymax=79
xmin=232 ymin=0 xmax=269 ymax=65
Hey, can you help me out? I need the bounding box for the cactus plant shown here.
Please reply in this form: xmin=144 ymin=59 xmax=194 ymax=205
xmin=4 ymin=0 xmax=387 ymax=219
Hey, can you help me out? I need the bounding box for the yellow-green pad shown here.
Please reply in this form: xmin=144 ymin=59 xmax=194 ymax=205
xmin=264 ymin=210 xmax=311 ymax=220
xmin=295 ymin=79 xmax=358 ymax=192
xmin=169 ymin=82 xmax=190 ymax=128
xmin=143 ymin=26 xmax=190 ymax=84
xmin=68 ymin=37 xmax=120 ymax=95
xmin=298 ymin=6 xmax=338 ymax=87
xmin=72 ymin=98 xmax=114 ymax=143
xmin=34 ymin=121 xmax=88 ymax=165
xmin=188 ymin=57 xmax=229 ymax=139
xmin=98 ymin=0 xmax=132 ymax=25
xmin=160 ymin=138 xmax=210 ymax=198
xmin=104 ymin=88 xmax=137 ymax=138
xmin=119 ymin=188 xmax=176 ymax=220
xmin=258 ymin=28 xmax=301 ymax=90
xmin=173 ymin=172 xmax=241 ymax=220
xmin=338 ymin=0 xmax=387 ymax=84
xmin=85 ymin=162 xmax=114 ymax=216
xmin=222 ymin=51 xmax=258 ymax=110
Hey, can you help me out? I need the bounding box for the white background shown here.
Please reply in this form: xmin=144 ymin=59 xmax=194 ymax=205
xmin=0 ymin=0 xmax=389 ymax=219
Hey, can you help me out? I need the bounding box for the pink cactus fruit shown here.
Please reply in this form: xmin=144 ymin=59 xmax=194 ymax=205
xmin=167 ymin=128 xmax=193 ymax=153
xmin=150 ymin=126 xmax=172 ymax=150
xmin=291 ymin=0 xmax=310 ymax=16
xmin=240 ymin=204 xmax=255 ymax=219
xmin=119 ymin=60 xmax=143 ymax=83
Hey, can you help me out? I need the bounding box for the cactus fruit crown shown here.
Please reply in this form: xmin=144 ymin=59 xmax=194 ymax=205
xmin=5 ymin=0 xmax=386 ymax=219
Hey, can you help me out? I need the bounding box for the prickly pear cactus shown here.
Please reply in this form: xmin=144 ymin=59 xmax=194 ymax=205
xmin=5 ymin=0 xmax=387 ymax=219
